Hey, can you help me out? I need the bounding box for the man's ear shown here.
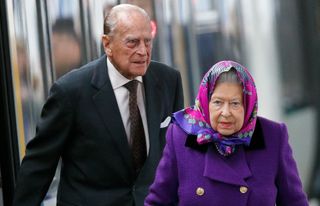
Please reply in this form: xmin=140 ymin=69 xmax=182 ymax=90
xmin=102 ymin=34 xmax=112 ymax=55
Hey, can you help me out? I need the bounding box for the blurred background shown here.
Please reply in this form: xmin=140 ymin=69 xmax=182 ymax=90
xmin=0 ymin=0 xmax=320 ymax=205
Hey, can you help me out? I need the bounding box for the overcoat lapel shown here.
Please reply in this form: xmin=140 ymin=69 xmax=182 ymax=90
xmin=143 ymin=67 xmax=162 ymax=162
xmin=91 ymin=56 xmax=132 ymax=169
xmin=203 ymin=146 xmax=252 ymax=186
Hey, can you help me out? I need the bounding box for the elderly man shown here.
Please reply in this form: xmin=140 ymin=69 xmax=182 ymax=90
xmin=13 ymin=4 xmax=183 ymax=206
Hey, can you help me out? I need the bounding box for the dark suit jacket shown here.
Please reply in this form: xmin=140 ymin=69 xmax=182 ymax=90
xmin=12 ymin=55 xmax=184 ymax=206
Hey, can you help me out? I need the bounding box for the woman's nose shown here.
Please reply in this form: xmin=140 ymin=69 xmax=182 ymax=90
xmin=221 ymin=103 xmax=231 ymax=117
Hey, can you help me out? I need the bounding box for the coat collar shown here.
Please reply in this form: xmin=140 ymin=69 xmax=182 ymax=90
xmin=185 ymin=117 xmax=265 ymax=186
xmin=244 ymin=117 xmax=265 ymax=150
xmin=91 ymin=55 xmax=132 ymax=173
xmin=185 ymin=117 xmax=265 ymax=152
xmin=139 ymin=62 xmax=163 ymax=175
xmin=143 ymin=62 xmax=162 ymax=146
xmin=203 ymin=146 xmax=252 ymax=186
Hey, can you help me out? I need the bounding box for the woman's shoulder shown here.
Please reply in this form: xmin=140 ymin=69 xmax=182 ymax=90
xmin=166 ymin=122 xmax=191 ymax=144
xmin=257 ymin=116 xmax=288 ymax=143
xmin=167 ymin=122 xmax=208 ymax=152
xmin=257 ymin=116 xmax=286 ymax=130
xmin=167 ymin=122 xmax=188 ymax=139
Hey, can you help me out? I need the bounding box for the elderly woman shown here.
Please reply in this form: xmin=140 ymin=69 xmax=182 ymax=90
xmin=145 ymin=61 xmax=308 ymax=206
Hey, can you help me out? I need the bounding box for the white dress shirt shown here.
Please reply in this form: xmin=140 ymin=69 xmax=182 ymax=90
xmin=107 ymin=58 xmax=150 ymax=154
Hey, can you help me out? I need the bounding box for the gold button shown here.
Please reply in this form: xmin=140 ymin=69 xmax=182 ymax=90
xmin=240 ymin=186 xmax=248 ymax=194
xmin=196 ymin=187 xmax=205 ymax=196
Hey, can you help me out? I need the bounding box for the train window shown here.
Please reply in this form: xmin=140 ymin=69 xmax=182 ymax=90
xmin=194 ymin=0 xmax=245 ymax=74
xmin=194 ymin=0 xmax=217 ymax=12
xmin=86 ymin=0 xmax=117 ymax=57
xmin=7 ymin=0 xmax=46 ymax=158
xmin=5 ymin=0 xmax=54 ymax=205
xmin=46 ymin=0 xmax=84 ymax=79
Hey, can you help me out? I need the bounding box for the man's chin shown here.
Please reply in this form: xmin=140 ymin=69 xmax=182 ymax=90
xmin=133 ymin=67 xmax=148 ymax=76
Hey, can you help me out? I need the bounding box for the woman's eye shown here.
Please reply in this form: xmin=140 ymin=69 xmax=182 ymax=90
xmin=212 ymin=100 xmax=222 ymax=106
xmin=230 ymin=101 xmax=241 ymax=108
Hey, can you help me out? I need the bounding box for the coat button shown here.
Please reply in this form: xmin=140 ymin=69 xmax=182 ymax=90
xmin=239 ymin=186 xmax=248 ymax=194
xmin=196 ymin=187 xmax=205 ymax=196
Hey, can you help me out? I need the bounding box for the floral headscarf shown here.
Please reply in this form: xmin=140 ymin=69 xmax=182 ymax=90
xmin=173 ymin=60 xmax=258 ymax=156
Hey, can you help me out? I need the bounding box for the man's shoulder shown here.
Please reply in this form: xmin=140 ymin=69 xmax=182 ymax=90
xmin=147 ymin=61 xmax=181 ymax=84
xmin=56 ymin=55 xmax=105 ymax=87
xmin=149 ymin=60 xmax=179 ymax=74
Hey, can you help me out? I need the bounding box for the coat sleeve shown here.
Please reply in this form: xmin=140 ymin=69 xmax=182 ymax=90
xmin=275 ymin=123 xmax=309 ymax=206
xmin=12 ymin=82 xmax=74 ymax=206
xmin=145 ymin=124 xmax=179 ymax=206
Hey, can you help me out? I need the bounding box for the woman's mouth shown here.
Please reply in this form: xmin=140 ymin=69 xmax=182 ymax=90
xmin=219 ymin=122 xmax=232 ymax=129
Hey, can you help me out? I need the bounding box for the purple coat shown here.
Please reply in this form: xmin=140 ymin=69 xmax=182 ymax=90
xmin=145 ymin=116 xmax=308 ymax=206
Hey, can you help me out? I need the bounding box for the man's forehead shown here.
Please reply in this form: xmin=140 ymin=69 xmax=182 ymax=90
xmin=116 ymin=25 xmax=152 ymax=38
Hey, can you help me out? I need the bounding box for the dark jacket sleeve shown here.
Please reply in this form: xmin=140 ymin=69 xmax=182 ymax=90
xmin=145 ymin=124 xmax=179 ymax=205
xmin=12 ymin=82 xmax=74 ymax=206
xmin=173 ymin=70 xmax=184 ymax=112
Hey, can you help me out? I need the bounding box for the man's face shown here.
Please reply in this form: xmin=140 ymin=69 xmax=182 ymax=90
xmin=102 ymin=13 xmax=153 ymax=79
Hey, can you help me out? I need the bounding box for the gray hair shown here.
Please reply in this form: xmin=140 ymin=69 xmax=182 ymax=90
xmin=216 ymin=68 xmax=242 ymax=85
xmin=103 ymin=4 xmax=150 ymax=35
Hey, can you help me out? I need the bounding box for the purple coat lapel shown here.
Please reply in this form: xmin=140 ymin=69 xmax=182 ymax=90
xmin=204 ymin=146 xmax=252 ymax=186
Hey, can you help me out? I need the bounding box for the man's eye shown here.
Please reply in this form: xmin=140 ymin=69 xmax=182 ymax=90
xmin=126 ymin=40 xmax=138 ymax=47
xmin=145 ymin=39 xmax=152 ymax=46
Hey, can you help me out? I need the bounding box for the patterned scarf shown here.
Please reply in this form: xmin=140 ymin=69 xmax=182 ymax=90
xmin=173 ymin=60 xmax=258 ymax=156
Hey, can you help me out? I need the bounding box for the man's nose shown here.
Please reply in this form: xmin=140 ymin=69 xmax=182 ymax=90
xmin=136 ymin=41 xmax=147 ymax=55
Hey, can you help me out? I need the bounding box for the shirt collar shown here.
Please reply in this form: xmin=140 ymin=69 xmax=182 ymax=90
xmin=107 ymin=57 xmax=143 ymax=89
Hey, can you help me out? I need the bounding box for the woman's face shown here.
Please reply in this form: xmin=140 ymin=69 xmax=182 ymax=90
xmin=209 ymin=82 xmax=245 ymax=136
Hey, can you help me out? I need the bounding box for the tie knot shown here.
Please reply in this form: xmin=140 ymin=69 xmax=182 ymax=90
xmin=124 ymin=80 xmax=139 ymax=93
